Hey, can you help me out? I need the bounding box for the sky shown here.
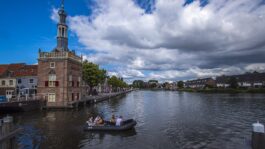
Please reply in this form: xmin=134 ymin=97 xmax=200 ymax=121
xmin=1 ymin=0 xmax=265 ymax=83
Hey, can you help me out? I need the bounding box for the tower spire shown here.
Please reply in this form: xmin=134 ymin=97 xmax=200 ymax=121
xmin=61 ymin=0 xmax=64 ymax=9
xmin=55 ymin=0 xmax=68 ymax=51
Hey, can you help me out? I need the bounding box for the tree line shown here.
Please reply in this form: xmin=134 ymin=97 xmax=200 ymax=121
xmin=82 ymin=60 xmax=128 ymax=93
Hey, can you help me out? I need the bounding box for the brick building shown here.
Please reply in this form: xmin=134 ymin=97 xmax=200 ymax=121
xmin=184 ymin=78 xmax=216 ymax=88
xmin=37 ymin=2 xmax=83 ymax=108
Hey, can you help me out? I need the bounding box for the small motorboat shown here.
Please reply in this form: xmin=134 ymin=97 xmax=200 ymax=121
xmin=84 ymin=119 xmax=137 ymax=131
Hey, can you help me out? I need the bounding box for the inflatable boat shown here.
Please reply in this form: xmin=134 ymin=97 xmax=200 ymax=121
xmin=84 ymin=119 xmax=137 ymax=131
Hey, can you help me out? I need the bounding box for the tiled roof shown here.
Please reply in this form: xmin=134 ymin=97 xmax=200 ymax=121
xmin=0 ymin=65 xmax=8 ymax=76
xmin=0 ymin=63 xmax=38 ymax=77
xmin=8 ymin=63 xmax=25 ymax=71
xmin=13 ymin=65 xmax=38 ymax=77
xmin=185 ymin=78 xmax=213 ymax=85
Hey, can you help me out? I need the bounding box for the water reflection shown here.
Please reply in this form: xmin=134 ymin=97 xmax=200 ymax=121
xmin=10 ymin=91 xmax=265 ymax=148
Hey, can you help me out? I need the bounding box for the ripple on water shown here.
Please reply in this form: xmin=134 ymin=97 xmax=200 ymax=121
xmin=13 ymin=91 xmax=265 ymax=149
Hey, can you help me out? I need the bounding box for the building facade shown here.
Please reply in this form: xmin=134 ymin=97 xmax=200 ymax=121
xmin=216 ymin=72 xmax=265 ymax=88
xmin=0 ymin=63 xmax=37 ymax=101
xmin=14 ymin=65 xmax=38 ymax=97
xmin=184 ymin=78 xmax=216 ymax=88
xmin=37 ymin=3 xmax=83 ymax=108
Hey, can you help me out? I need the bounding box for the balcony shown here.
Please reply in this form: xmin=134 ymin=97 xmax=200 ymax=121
xmin=39 ymin=51 xmax=82 ymax=63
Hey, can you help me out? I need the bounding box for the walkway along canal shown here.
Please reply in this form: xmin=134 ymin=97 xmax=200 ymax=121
xmin=67 ymin=89 xmax=134 ymax=108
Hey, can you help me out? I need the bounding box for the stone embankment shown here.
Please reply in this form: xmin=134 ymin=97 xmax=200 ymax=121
xmin=68 ymin=89 xmax=134 ymax=108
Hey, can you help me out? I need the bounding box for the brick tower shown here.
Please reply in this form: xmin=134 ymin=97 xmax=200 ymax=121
xmin=37 ymin=1 xmax=83 ymax=108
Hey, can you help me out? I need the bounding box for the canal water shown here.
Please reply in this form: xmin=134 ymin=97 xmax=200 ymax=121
xmin=7 ymin=91 xmax=265 ymax=148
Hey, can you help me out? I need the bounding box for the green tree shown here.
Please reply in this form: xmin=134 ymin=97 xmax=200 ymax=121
xmin=148 ymin=80 xmax=158 ymax=88
xmin=82 ymin=60 xmax=107 ymax=93
xmin=229 ymin=77 xmax=238 ymax=89
xmin=177 ymin=81 xmax=184 ymax=88
xmin=108 ymin=75 xmax=128 ymax=92
xmin=132 ymin=80 xmax=144 ymax=88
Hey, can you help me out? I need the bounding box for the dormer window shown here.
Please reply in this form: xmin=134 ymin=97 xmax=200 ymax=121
xmin=50 ymin=62 xmax=55 ymax=68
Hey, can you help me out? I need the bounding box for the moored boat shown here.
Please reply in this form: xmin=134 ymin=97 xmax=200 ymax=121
xmin=84 ymin=119 xmax=137 ymax=131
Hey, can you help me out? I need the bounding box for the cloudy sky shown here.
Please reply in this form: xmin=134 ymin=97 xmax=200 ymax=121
xmin=1 ymin=0 xmax=265 ymax=82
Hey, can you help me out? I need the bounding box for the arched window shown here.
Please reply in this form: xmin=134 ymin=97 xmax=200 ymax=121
xmin=62 ymin=28 xmax=65 ymax=37
xmin=59 ymin=27 xmax=61 ymax=37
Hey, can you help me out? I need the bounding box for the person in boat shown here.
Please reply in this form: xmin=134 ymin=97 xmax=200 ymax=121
xmin=94 ymin=116 xmax=100 ymax=124
xmin=115 ymin=116 xmax=123 ymax=126
xmin=110 ymin=114 xmax=116 ymax=124
xmin=96 ymin=116 xmax=104 ymax=125
xmin=87 ymin=117 xmax=94 ymax=126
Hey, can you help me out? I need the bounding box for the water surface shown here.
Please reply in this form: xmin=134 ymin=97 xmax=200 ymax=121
xmin=9 ymin=91 xmax=265 ymax=148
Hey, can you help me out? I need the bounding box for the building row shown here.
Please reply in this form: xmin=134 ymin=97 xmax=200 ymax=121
xmin=0 ymin=63 xmax=37 ymax=101
xmin=183 ymin=72 xmax=265 ymax=89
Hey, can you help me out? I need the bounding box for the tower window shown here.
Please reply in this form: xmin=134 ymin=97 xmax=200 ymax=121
xmin=50 ymin=62 xmax=55 ymax=68
xmin=48 ymin=74 xmax=56 ymax=87
xmin=59 ymin=27 xmax=61 ymax=37
xmin=62 ymin=28 xmax=65 ymax=37
xmin=48 ymin=93 xmax=56 ymax=102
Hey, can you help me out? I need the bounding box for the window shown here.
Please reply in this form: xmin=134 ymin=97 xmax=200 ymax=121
xmin=48 ymin=93 xmax=56 ymax=102
xmin=49 ymin=74 xmax=56 ymax=81
xmin=72 ymin=93 xmax=74 ymax=101
xmin=29 ymin=79 xmax=34 ymax=84
xmin=50 ymin=62 xmax=55 ymax=68
xmin=69 ymin=75 xmax=73 ymax=87
xmin=62 ymin=28 xmax=65 ymax=37
xmin=77 ymin=93 xmax=80 ymax=100
xmin=9 ymin=80 xmax=13 ymax=86
xmin=1 ymin=80 xmax=5 ymax=86
xmin=18 ymin=79 xmax=22 ymax=84
xmin=49 ymin=81 xmax=56 ymax=87
xmin=48 ymin=75 xmax=57 ymax=87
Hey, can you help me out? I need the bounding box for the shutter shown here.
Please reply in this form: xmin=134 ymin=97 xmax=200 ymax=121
xmin=45 ymin=81 xmax=48 ymax=87
xmin=55 ymin=81 xmax=59 ymax=87
xmin=77 ymin=81 xmax=79 ymax=87
xmin=72 ymin=81 xmax=74 ymax=87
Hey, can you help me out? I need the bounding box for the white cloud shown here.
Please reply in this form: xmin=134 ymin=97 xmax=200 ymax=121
xmin=245 ymin=63 xmax=265 ymax=72
xmin=50 ymin=8 xmax=59 ymax=23
xmin=63 ymin=0 xmax=265 ymax=82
